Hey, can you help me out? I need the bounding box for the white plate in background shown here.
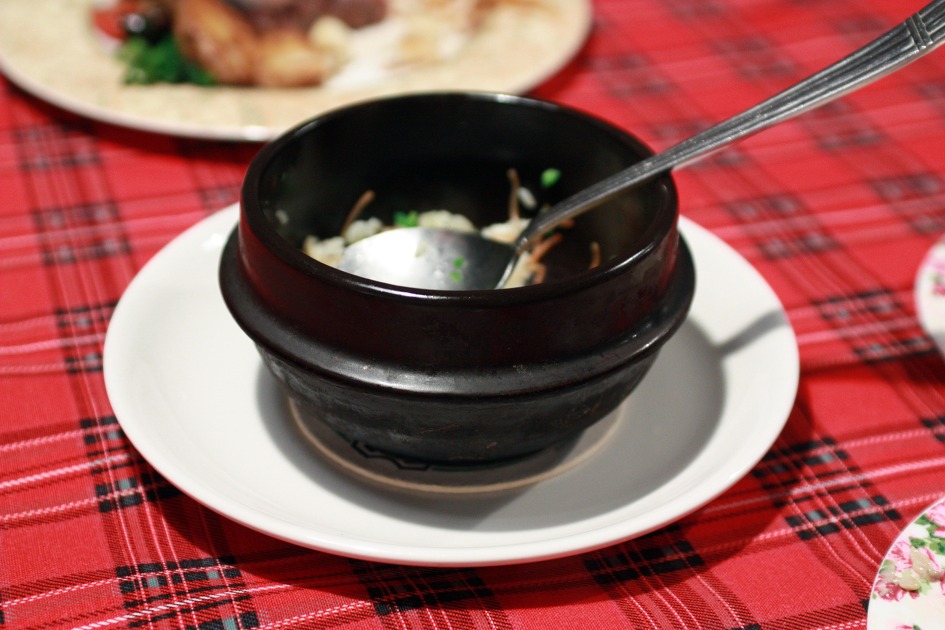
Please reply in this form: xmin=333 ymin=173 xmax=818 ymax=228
xmin=0 ymin=0 xmax=591 ymax=141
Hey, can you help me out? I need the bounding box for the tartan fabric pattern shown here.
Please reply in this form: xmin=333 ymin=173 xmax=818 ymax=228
xmin=2 ymin=0 xmax=945 ymax=627
xmin=351 ymin=563 xmax=506 ymax=622
xmin=115 ymin=557 xmax=256 ymax=629
xmin=584 ymin=528 xmax=705 ymax=585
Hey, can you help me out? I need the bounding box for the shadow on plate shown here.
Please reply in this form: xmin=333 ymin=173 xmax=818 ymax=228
xmin=255 ymin=317 xmax=746 ymax=531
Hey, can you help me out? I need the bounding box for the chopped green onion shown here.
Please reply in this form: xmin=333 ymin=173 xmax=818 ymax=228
xmin=449 ymin=256 xmax=465 ymax=283
xmin=393 ymin=210 xmax=420 ymax=227
xmin=540 ymin=168 xmax=561 ymax=188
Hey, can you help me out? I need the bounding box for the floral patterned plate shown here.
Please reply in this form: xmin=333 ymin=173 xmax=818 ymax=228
xmin=867 ymin=496 xmax=945 ymax=629
xmin=915 ymin=235 xmax=945 ymax=357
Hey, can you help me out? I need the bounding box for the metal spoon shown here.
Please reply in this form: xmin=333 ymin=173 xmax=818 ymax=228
xmin=340 ymin=0 xmax=945 ymax=290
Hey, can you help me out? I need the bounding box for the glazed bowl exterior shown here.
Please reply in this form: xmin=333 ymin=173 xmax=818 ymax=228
xmin=219 ymin=92 xmax=695 ymax=464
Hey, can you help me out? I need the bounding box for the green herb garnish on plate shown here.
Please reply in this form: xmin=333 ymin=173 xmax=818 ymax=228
xmin=118 ymin=35 xmax=215 ymax=86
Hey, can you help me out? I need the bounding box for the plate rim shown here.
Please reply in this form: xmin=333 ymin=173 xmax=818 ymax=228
xmin=0 ymin=0 xmax=592 ymax=141
xmin=104 ymin=206 xmax=800 ymax=566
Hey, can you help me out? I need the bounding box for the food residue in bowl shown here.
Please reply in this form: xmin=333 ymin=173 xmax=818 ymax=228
xmin=295 ymin=167 xmax=594 ymax=287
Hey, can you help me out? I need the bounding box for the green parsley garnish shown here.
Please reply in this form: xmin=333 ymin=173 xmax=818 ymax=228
xmin=118 ymin=35 xmax=215 ymax=86
xmin=449 ymin=256 xmax=465 ymax=283
xmin=540 ymin=168 xmax=561 ymax=188
xmin=393 ymin=210 xmax=420 ymax=227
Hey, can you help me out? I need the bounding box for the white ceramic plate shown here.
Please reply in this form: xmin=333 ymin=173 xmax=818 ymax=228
xmin=867 ymin=495 xmax=945 ymax=628
xmin=104 ymin=206 xmax=799 ymax=566
xmin=915 ymin=235 xmax=945 ymax=357
xmin=0 ymin=0 xmax=590 ymax=141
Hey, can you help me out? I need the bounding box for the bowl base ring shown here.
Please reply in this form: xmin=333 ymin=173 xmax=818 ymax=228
xmin=289 ymin=398 xmax=625 ymax=495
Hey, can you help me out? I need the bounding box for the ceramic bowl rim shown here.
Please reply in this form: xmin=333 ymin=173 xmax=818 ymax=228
xmin=239 ymin=91 xmax=680 ymax=305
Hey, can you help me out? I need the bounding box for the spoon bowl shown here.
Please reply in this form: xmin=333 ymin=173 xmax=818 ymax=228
xmin=339 ymin=227 xmax=516 ymax=291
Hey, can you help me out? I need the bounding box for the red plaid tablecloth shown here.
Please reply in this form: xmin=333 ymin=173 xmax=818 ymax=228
xmin=2 ymin=0 xmax=945 ymax=627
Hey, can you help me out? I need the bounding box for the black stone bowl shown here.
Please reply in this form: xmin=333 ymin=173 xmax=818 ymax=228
xmin=219 ymin=92 xmax=695 ymax=465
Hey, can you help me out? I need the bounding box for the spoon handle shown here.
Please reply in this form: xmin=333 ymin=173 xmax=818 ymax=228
xmin=517 ymin=0 xmax=945 ymax=253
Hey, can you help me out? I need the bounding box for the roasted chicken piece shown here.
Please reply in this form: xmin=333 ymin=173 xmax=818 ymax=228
xmin=173 ymin=0 xmax=387 ymax=86
xmin=174 ymin=0 xmax=258 ymax=84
